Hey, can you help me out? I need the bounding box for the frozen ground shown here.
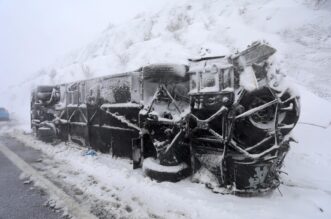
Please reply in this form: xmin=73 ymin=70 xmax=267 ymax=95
xmin=1 ymin=84 xmax=330 ymax=219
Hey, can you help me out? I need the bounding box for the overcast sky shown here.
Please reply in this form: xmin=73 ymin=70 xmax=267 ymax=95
xmin=0 ymin=0 xmax=166 ymax=87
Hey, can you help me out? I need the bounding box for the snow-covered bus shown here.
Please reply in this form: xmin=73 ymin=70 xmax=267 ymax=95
xmin=31 ymin=42 xmax=300 ymax=195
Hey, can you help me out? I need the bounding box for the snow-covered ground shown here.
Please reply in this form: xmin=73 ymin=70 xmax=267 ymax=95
xmin=1 ymin=83 xmax=330 ymax=219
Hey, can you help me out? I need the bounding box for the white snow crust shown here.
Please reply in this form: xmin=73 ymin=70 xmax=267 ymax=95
xmin=143 ymin=157 xmax=188 ymax=173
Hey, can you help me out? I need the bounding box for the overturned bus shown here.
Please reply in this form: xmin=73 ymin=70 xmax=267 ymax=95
xmin=31 ymin=42 xmax=300 ymax=195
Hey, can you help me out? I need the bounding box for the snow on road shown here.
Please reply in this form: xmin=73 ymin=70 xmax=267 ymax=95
xmin=2 ymin=85 xmax=330 ymax=219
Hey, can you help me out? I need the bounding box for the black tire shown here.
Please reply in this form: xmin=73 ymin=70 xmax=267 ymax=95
xmin=142 ymin=64 xmax=188 ymax=83
xmin=233 ymin=87 xmax=300 ymax=147
xmin=143 ymin=157 xmax=190 ymax=182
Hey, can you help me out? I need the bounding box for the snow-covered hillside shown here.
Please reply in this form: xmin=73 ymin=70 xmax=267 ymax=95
xmin=41 ymin=0 xmax=331 ymax=91
xmin=1 ymin=0 xmax=331 ymax=122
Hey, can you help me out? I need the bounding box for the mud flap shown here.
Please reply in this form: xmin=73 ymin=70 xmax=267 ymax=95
xmin=132 ymin=138 xmax=142 ymax=169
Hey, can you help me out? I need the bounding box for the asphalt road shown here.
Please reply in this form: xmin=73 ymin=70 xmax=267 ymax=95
xmin=0 ymin=135 xmax=63 ymax=219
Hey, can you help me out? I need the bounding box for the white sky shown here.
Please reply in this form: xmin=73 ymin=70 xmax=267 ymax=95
xmin=0 ymin=0 xmax=166 ymax=87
